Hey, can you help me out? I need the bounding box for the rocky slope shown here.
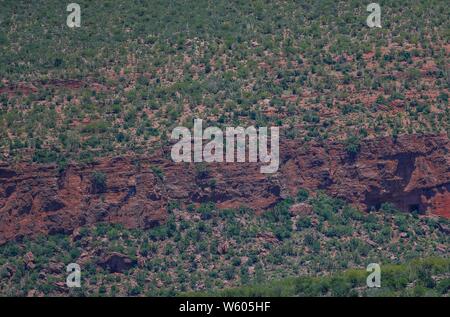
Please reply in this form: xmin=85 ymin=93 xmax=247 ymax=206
xmin=0 ymin=133 xmax=449 ymax=244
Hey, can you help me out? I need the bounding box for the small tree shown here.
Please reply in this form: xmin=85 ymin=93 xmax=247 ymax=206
xmin=345 ymin=135 xmax=361 ymax=157
xmin=91 ymin=171 xmax=107 ymax=194
xmin=296 ymin=188 xmax=309 ymax=202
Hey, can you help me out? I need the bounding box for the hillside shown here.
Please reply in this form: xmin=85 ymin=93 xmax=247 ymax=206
xmin=0 ymin=0 xmax=448 ymax=297
xmin=0 ymin=0 xmax=448 ymax=164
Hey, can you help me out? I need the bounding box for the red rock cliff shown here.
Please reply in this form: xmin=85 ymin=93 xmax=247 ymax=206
xmin=0 ymin=134 xmax=449 ymax=244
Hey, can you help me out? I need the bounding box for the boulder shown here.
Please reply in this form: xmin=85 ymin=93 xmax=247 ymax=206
xmin=97 ymin=252 xmax=137 ymax=273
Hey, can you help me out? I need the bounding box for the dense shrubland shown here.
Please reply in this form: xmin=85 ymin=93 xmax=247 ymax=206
xmin=190 ymin=257 xmax=450 ymax=297
xmin=0 ymin=0 xmax=448 ymax=297
xmin=0 ymin=193 xmax=448 ymax=296
xmin=0 ymin=0 xmax=448 ymax=163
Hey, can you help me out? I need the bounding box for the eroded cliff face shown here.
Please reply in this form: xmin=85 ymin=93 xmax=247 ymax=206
xmin=280 ymin=134 xmax=450 ymax=218
xmin=0 ymin=134 xmax=449 ymax=244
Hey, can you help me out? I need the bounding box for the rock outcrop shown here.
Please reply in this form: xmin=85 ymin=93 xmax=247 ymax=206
xmin=97 ymin=253 xmax=137 ymax=273
xmin=0 ymin=133 xmax=448 ymax=244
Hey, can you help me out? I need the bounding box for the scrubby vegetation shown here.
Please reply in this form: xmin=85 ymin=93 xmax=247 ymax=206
xmin=0 ymin=0 xmax=448 ymax=298
xmin=190 ymin=257 xmax=450 ymax=297
xmin=0 ymin=0 xmax=448 ymax=163
xmin=0 ymin=194 xmax=448 ymax=296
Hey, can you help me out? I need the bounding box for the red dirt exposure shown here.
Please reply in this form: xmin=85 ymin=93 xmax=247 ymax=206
xmin=0 ymin=133 xmax=448 ymax=244
xmin=0 ymin=79 xmax=108 ymax=96
xmin=0 ymin=83 xmax=38 ymax=96
xmin=428 ymin=186 xmax=450 ymax=218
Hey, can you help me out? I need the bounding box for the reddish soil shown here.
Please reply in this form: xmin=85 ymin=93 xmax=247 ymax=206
xmin=0 ymin=79 xmax=108 ymax=96
xmin=0 ymin=133 xmax=448 ymax=244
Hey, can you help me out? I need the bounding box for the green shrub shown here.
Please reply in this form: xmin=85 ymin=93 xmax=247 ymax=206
xmin=91 ymin=171 xmax=107 ymax=193
xmin=296 ymin=188 xmax=309 ymax=202
xmin=344 ymin=135 xmax=361 ymax=157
